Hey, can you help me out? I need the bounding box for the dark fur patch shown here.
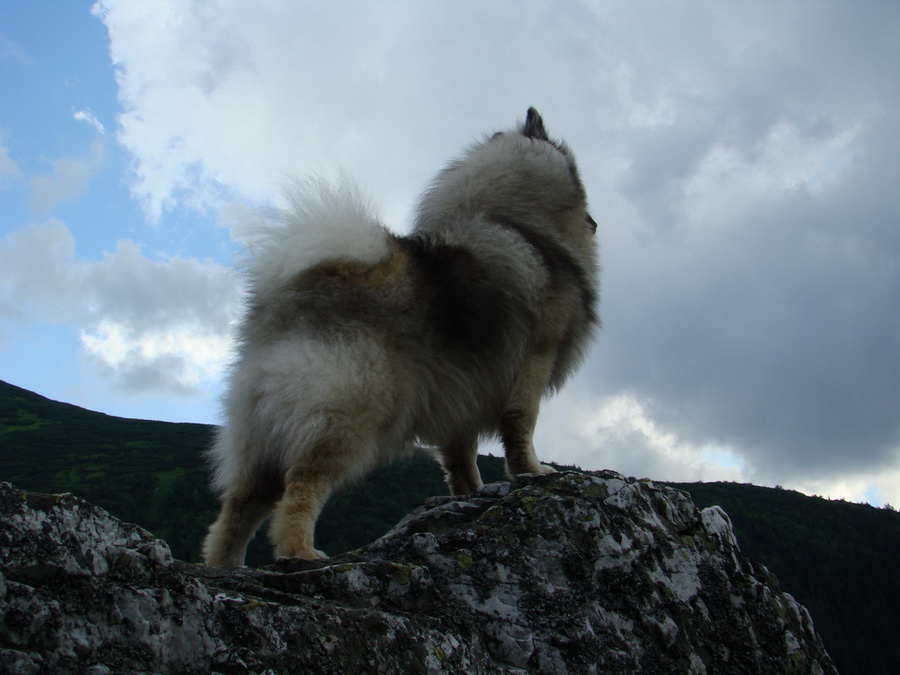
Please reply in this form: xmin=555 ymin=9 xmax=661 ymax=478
xmin=490 ymin=215 xmax=599 ymax=388
xmin=399 ymin=235 xmax=536 ymax=360
xmin=491 ymin=215 xmax=598 ymax=325
xmin=245 ymin=262 xmax=401 ymax=342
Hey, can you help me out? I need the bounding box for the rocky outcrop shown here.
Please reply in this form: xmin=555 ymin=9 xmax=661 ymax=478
xmin=0 ymin=471 xmax=835 ymax=674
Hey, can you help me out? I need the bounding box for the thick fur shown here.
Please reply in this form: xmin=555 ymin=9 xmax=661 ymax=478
xmin=203 ymin=109 xmax=599 ymax=566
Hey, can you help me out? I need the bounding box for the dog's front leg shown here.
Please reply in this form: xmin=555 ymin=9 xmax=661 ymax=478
xmin=438 ymin=436 xmax=483 ymax=495
xmin=500 ymin=351 xmax=557 ymax=477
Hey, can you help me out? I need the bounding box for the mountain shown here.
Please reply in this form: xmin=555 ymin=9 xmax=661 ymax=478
xmin=1 ymin=379 xmax=898 ymax=673
xmin=0 ymin=380 xmax=506 ymax=565
xmin=0 ymin=379 xmax=218 ymax=564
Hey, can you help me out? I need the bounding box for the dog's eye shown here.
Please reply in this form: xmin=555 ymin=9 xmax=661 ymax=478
xmin=586 ymin=214 xmax=598 ymax=234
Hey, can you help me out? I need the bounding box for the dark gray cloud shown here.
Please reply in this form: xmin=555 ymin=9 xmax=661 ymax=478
xmin=580 ymin=2 xmax=900 ymax=486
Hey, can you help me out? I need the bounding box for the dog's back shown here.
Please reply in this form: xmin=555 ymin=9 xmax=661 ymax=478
xmin=203 ymin=109 xmax=599 ymax=566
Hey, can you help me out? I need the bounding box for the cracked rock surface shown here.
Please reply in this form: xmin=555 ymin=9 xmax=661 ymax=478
xmin=0 ymin=472 xmax=836 ymax=673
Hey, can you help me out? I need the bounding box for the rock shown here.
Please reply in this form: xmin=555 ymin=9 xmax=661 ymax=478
xmin=0 ymin=472 xmax=836 ymax=674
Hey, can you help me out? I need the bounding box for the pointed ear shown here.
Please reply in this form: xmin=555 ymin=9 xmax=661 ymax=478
xmin=523 ymin=107 xmax=549 ymax=140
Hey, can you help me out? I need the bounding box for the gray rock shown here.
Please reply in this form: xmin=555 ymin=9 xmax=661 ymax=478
xmin=0 ymin=472 xmax=836 ymax=673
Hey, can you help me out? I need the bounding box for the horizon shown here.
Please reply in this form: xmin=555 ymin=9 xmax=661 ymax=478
xmin=3 ymin=376 xmax=896 ymax=512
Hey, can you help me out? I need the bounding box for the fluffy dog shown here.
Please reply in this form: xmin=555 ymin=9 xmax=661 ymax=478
xmin=203 ymin=108 xmax=599 ymax=566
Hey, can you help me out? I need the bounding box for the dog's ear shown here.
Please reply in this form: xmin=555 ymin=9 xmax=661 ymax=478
xmin=523 ymin=107 xmax=549 ymax=140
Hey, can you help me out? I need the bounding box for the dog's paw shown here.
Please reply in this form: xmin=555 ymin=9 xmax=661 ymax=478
xmin=510 ymin=463 xmax=557 ymax=479
xmin=276 ymin=548 xmax=328 ymax=562
xmin=301 ymin=548 xmax=329 ymax=561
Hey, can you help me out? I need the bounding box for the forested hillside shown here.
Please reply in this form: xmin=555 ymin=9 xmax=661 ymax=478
xmin=1 ymin=379 xmax=897 ymax=673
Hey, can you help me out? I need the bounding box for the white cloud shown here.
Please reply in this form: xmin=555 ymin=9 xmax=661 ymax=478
xmin=0 ymin=33 xmax=30 ymax=65
xmin=29 ymin=139 xmax=105 ymax=213
xmin=74 ymin=109 xmax=106 ymax=134
xmin=81 ymin=319 xmax=231 ymax=394
xmin=0 ymin=220 xmax=241 ymax=395
xmin=536 ymin=387 xmax=748 ymax=485
xmin=0 ymin=139 xmax=20 ymax=183
xmin=93 ymin=0 xmax=610 ymax=222
xmin=683 ymin=121 xmax=861 ymax=229
xmin=84 ymin=0 xmax=900 ymax=504
xmin=790 ymin=463 xmax=900 ymax=508
xmin=537 ymin=386 xmax=900 ymax=507
xmin=217 ymin=198 xmax=276 ymax=244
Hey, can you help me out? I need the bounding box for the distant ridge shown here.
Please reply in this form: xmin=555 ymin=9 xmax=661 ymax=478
xmin=1 ymin=379 xmax=898 ymax=673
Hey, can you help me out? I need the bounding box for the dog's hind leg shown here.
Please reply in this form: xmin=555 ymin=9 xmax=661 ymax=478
xmin=500 ymin=351 xmax=558 ymax=478
xmin=438 ymin=436 xmax=483 ymax=495
xmin=269 ymin=433 xmax=379 ymax=560
xmin=203 ymin=474 xmax=282 ymax=567
xmin=268 ymin=459 xmax=333 ymax=560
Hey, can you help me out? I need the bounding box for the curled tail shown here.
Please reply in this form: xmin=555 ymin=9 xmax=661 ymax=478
xmin=246 ymin=177 xmax=392 ymax=299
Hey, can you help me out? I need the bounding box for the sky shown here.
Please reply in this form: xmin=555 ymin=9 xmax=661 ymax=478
xmin=1 ymin=1 xmax=899 ymax=507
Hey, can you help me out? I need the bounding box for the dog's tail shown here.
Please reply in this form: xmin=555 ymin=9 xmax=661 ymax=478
xmin=245 ymin=176 xmax=392 ymax=298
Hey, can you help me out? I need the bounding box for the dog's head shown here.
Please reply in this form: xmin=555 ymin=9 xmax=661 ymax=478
xmin=518 ymin=107 xmax=597 ymax=240
xmin=416 ymin=108 xmax=597 ymax=251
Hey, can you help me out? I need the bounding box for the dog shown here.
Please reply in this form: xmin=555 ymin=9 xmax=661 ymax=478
xmin=203 ymin=108 xmax=599 ymax=566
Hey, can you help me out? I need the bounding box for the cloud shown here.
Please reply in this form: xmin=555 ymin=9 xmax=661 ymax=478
xmin=0 ymin=140 xmax=20 ymax=183
xmin=536 ymin=387 xmax=749 ymax=483
xmin=89 ymin=0 xmax=900 ymax=504
xmin=81 ymin=319 xmax=231 ymax=395
xmin=590 ymin=51 xmax=900 ymax=484
xmin=74 ymin=109 xmax=106 ymax=134
xmin=536 ymin=378 xmax=900 ymax=508
xmin=93 ymin=0 xmax=614 ymax=222
xmin=0 ymin=33 xmax=30 ymax=65
xmin=29 ymin=140 xmax=106 ymax=213
xmin=0 ymin=220 xmax=241 ymax=395
xmin=528 ymin=2 xmax=900 ymax=497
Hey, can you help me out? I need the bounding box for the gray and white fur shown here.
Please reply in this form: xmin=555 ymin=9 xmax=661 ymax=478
xmin=203 ymin=108 xmax=599 ymax=566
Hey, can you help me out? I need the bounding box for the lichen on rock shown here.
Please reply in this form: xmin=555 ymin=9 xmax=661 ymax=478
xmin=0 ymin=472 xmax=836 ymax=673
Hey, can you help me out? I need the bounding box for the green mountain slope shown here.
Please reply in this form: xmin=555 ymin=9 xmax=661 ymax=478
xmin=0 ymin=380 xmax=218 ymax=561
xmin=0 ymin=379 xmax=502 ymax=564
xmin=1 ymin=379 xmax=898 ymax=673
xmin=670 ymin=480 xmax=900 ymax=674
